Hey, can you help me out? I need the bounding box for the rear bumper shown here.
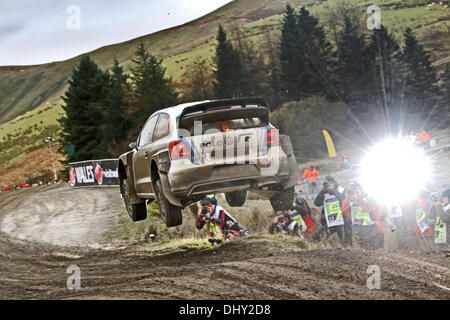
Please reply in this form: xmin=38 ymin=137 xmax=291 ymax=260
xmin=167 ymin=147 xmax=293 ymax=199
xmin=172 ymin=172 xmax=287 ymax=197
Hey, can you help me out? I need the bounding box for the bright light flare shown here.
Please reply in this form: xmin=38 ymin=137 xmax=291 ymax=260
xmin=359 ymin=139 xmax=432 ymax=205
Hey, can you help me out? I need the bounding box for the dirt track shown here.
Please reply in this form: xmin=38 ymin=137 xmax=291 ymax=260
xmin=0 ymin=185 xmax=449 ymax=300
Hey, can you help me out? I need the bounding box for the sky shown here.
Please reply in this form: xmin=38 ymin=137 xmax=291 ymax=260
xmin=0 ymin=0 xmax=233 ymax=66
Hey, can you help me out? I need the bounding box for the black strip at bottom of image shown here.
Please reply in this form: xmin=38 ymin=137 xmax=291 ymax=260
xmin=1 ymin=300 xmax=446 ymax=318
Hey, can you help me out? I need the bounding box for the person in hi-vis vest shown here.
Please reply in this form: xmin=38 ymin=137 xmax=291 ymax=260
xmin=303 ymin=166 xmax=320 ymax=196
xmin=313 ymin=176 xmax=345 ymax=243
xmin=342 ymin=183 xmax=385 ymax=249
xmin=427 ymin=188 xmax=449 ymax=246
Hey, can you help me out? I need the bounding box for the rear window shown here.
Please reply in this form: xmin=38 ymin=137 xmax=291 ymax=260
xmin=178 ymin=105 xmax=268 ymax=136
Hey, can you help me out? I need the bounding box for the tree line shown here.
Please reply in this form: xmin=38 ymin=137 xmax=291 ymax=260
xmin=59 ymin=4 xmax=449 ymax=163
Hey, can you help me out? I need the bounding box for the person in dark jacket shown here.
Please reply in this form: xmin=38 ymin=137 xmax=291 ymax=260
xmin=313 ymin=176 xmax=345 ymax=243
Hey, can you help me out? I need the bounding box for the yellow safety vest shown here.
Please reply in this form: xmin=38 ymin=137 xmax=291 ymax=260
xmin=416 ymin=207 xmax=430 ymax=233
xmin=434 ymin=217 xmax=447 ymax=244
xmin=324 ymin=195 xmax=344 ymax=227
xmin=351 ymin=202 xmax=373 ymax=226
xmin=292 ymin=215 xmax=306 ymax=231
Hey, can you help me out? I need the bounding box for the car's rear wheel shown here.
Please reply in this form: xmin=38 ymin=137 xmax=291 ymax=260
xmin=225 ymin=190 xmax=247 ymax=207
xmin=154 ymin=179 xmax=183 ymax=227
xmin=269 ymin=186 xmax=294 ymax=211
xmin=122 ymin=179 xmax=147 ymax=222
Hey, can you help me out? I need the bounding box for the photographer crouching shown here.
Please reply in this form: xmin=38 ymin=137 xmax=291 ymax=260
xmin=268 ymin=194 xmax=315 ymax=238
xmin=196 ymin=196 xmax=251 ymax=245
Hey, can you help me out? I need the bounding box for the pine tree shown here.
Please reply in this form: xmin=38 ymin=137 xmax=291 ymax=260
xmin=369 ymin=25 xmax=401 ymax=103
xmin=295 ymin=7 xmax=334 ymax=99
xmin=231 ymin=25 xmax=267 ymax=97
xmin=335 ymin=14 xmax=372 ymax=109
xmin=263 ymin=25 xmax=282 ymax=109
xmin=213 ymin=25 xmax=245 ymax=99
xmin=59 ymin=56 xmax=110 ymax=162
xmin=102 ymin=58 xmax=131 ymax=146
xmin=279 ymin=6 xmax=334 ymax=101
xmin=131 ymin=42 xmax=178 ymax=126
xmin=401 ymin=28 xmax=441 ymax=115
xmin=279 ymin=5 xmax=301 ymax=101
xmin=368 ymin=25 xmax=403 ymax=132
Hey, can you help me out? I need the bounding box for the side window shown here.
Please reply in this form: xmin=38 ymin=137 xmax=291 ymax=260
xmin=139 ymin=116 xmax=159 ymax=147
xmin=153 ymin=114 xmax=170 ymax=141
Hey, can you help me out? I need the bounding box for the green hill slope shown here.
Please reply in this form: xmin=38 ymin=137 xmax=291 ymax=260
xmin=0 ymin=0 xmax=302 ymax=124
xmin=1 ymin=0 xmax=448 ymax=125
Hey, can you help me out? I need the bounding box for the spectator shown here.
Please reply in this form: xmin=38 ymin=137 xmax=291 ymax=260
xmin=303 ymin=165 xmax=320 ymax=196
xmin=313 ymin=176 xmax=345 ymax=244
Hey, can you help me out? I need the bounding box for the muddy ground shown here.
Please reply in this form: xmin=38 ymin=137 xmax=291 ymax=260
xmin=0 ymin=184 xmax=449 ymax=300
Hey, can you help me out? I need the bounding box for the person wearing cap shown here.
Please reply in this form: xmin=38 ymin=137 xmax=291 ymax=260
xmin=342 ymin=183 xmax=385 ymax=249
xmin=196 ymin=196 xmax=250 ymax=243
xmin=313 ymin=176 xmax=345 ymax=244
xmin=427 ymin=188 xmax=450 ymax=246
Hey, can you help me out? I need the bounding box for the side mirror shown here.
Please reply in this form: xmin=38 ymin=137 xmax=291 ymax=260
xmin=129 ymin=141 xmax=137 ymax=150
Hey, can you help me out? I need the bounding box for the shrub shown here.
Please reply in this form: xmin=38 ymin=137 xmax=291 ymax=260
xmin=270 ymin=96 xmax=360 ymax=161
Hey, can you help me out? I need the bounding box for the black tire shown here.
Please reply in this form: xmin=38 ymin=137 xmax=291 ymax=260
xmin=225 ymin=190 xmax=247 ymax=207
xmin=269 ymin=186 xmax=295 ymax=211
xmin=122 ymin=179 xmax=147 ymax=222
xmin=154 ymin=179 xmax=183 ymax=227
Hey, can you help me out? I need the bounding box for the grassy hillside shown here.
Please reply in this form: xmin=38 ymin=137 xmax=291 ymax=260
xmin=0 ymin=101 xmax=64 ymax=168
xmin=0 ymin=0 xmax=301 ymax=124
xmin=1 ymin=0 xmax=448 ymax=124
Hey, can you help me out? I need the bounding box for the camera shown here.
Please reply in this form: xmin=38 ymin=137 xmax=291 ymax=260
xmin=277 ymin=216 xmax=286 ymax=224
xmin=201 ymin=207 xmax=209 ymax=215
xmin=323 ymin=181 xmax=330 ymax=189
xmin=208 ymin=238 xmax=222 ymax=245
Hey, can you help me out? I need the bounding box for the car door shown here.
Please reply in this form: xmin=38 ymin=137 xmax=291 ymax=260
xmin=133 ymin=115 xmax=159 ymax=195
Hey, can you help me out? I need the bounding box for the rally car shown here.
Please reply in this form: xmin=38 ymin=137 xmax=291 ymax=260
xmin=118 ymin=98 xmax=299 ymax=227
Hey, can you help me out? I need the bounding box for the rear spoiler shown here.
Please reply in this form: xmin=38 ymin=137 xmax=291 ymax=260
xmin=178 ymin=97 xmax=269 ymax=122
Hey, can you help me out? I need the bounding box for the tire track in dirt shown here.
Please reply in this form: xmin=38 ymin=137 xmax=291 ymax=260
xmin=0 ymin=185 xmax=449 ymax=299
xmin=1 ymin=185 xmax=120 ymax=247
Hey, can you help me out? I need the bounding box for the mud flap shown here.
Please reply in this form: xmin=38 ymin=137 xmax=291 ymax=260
xmin=159 ymin=173 xmax=183 ymax=207
xmin=130 ymin=202 xmax=147 ymax=221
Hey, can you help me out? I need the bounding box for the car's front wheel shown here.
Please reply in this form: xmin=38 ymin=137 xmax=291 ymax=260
xmin=154 ymin=179 xmax=183 ymax=227
xmin=122 ymin=179 xmax=147 ymax=222
xmin=269 ymin=186 xmax=294 ymax=211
